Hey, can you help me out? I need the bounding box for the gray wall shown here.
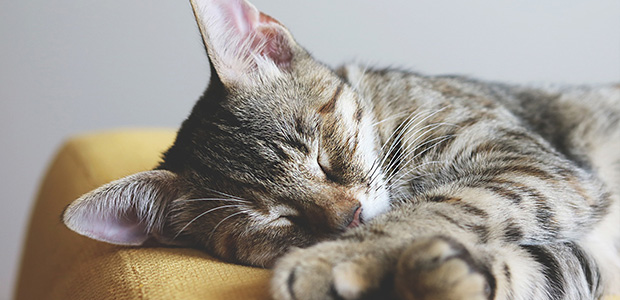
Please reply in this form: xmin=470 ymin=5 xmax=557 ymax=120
xmin=1 ymin=0 xmax=618 ymax=298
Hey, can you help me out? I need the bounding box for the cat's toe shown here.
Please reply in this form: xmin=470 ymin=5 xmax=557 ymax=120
xmin=395 ymin=236 xmax=492 ymax=300
xmin=332 ymin=261 xmax=374 ymax=299
xmin=271 ymin=242 xmax=390 ymax=300
xmin=272 ymin=244 xmax=345 ymax=300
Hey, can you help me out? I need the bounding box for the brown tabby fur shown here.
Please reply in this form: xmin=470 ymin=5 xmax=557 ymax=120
xmin=62 ymin=0 xmax=620 ymax=299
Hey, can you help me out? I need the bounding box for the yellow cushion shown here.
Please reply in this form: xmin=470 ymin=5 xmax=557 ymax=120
xmin=15 ymin=129 xmax=620 ymax=299
xmin=15 ymin=129 xmax=270 ymax=300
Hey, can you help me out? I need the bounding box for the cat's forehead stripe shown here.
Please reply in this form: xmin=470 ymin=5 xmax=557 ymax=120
xmin=318 ymin=83 xmax=344 ymax=114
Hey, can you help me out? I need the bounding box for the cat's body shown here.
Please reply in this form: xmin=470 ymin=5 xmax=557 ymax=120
xmin=271 ymin=67 xmax=620 ymax=299
xmin=62 ymin=0 xmax=620 ymax=299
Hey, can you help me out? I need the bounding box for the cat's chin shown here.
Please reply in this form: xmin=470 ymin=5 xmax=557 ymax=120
xmin=358 ymin=187 xmax=391 ymax=223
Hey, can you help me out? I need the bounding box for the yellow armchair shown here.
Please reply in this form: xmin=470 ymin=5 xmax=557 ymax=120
xmin=16 ymin=129 xmax=620 ymax=299
xmin=16 ymin=129 xmax=270 ymax=300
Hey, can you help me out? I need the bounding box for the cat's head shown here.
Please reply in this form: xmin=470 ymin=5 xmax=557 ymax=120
xmin=63 ymin=0 xmax=391 ymax=267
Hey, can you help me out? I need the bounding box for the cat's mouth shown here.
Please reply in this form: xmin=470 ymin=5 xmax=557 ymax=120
xmin=347 ymin=206 xmax=363 ymax=229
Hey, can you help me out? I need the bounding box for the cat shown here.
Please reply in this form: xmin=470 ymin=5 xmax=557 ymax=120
xmin=62 ymin=0 xmax=620 ymax=299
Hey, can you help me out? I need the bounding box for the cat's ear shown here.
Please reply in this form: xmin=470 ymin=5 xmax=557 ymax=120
xmin=62 ymin=170 xmax=181 ymax=246
xmin=190 ymin=0 xmax=298 ymax=86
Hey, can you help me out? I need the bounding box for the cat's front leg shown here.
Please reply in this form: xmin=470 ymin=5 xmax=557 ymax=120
xmin=271 ymin=236 xmax=401 ymax=300
xmin=271 ymin=200 xmax=604 ymax=300
xmin=270 ymin=202 xmax=498 ymax=300
xmin=271 ymin=201 xmax=493 ymax=300
xmin=271 ymin=234 xmax=492 ymax=300
xmin=394 ymin=236 xmax=492 ymax=300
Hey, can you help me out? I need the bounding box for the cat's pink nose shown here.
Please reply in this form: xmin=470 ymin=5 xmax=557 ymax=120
xmin=347 ymin=206 xmax=363 ymax=228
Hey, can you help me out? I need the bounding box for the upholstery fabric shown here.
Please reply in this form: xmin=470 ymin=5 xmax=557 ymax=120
xmin=15 ymin=129 xmax=619 ymax=299
xmin=16 ymin=129 xmax=270 ymax=300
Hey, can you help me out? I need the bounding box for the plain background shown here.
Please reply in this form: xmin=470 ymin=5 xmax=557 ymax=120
xmin=1 ymin=0 xmax=619 ymax=298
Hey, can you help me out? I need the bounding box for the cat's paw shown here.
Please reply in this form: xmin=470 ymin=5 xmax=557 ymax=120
xmin=394 ymin=236 xmax=492 ymax=300
xmin=271 ymin=240 xmax=394 ymax=300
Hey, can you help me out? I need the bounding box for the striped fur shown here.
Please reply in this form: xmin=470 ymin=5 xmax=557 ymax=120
xmin=272 ymin=68 xmax=620 ymax=300
xmin=62 ymin=0 xmax=620 ymax=298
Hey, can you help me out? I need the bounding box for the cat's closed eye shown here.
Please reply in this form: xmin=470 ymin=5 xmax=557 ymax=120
xmin=280 ymin=215 xmax=308 ymax=228
xmin=265 ymin=206 xmax=300 ymax=227
xmin=317 ymin=150 xmax=338 ymax=183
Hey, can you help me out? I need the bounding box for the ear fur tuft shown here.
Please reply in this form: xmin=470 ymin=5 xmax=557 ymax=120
xmin=190 ymin=0 xmax=297 ymax=85
xmin=63 ymin=170 xmax=181 ymax=245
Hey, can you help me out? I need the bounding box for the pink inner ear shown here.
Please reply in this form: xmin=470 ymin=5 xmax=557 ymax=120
xmin=255 ymin=23 xmax=293 ymax=68
xmin=221 ymin=0 xmax=257 ymax=35
xmin=84 ymin=212 xmax=149 ymax=246
xmin=210 ymin=0 xmax=293 ymax=69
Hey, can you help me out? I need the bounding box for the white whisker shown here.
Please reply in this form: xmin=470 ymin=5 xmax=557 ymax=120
xmin=207 ymin=211 xmax=247 ymax=244
xmin=203 ymin=187 xmax=246 ymax=201
xmin=376 ymin=106 xmax=451 ymax=175
xmin=366 ymin=107 xmax=432 ymax=183
xmin=383 ymin=123 xmax=457 ymax=181
xmin=174 ymin=204 xmax=246 ymax=239
xmin=370 ymin=111 xmax=408 ymax=128
xmin=177 ymin=198 xmax=250 ymax=203
xmin=385 ymin=134 xmax=456 ymax=184
xmin=384 ymin=133 xmax=456 ymax=182
xmin=388 ymin=160 xmax=446 ymax=187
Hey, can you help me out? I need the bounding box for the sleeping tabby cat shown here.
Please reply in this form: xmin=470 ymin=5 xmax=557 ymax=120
xmin=62 ymin=0 xmax=620 ymax=299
